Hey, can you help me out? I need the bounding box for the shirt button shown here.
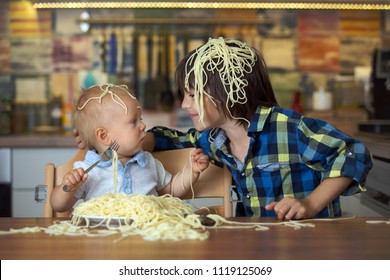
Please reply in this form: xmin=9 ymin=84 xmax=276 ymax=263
xmin=246 ymin=193 xmax=251 ymax=199
xmin=241 ymin=172 xmax=245 ymax=176
xmin=347 ymin=152 xmax=353 ymax=157
xmin=124 ymin=188 xmax=131 ymax=194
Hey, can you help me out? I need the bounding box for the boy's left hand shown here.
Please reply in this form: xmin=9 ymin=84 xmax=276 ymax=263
xmin=265 ymin=197 xmax=316 ymax=220
xmin=191 ymin=148 xmax=209 ymax=173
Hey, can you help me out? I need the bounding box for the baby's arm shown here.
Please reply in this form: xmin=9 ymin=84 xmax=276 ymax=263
xmin=265 ymin=177 xmax=353 ymax=220
xmin=50 ymin=168 xmax=88 ymax=212
xmin=159 ymin=148 xmax=209 ymax=197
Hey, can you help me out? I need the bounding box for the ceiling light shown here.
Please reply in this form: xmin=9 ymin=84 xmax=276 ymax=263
xmin=31 ymin=1 xmax=390 ymax=10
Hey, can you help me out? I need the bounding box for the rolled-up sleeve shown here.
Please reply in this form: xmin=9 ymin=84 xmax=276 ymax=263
xmin=148 ymin=126 xmax=199 ymax=151
xmin=298 ymin=117 xmax=373 ymax=196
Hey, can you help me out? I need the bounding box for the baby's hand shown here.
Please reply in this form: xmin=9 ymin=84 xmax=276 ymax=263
xmin=62 ymin=167 xmax=88 ymax=192
xmin=191 ymin=148 xmax=209 ymax=174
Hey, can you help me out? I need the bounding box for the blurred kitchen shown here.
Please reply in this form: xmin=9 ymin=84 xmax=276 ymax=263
xmin=0 ymin=0 xmax=390 ymax=217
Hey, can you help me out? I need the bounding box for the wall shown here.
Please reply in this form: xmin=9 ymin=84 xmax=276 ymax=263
xmin=1 ymin=1 xmax=390 ymax=134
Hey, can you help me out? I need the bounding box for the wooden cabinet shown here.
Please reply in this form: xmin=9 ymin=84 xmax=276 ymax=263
xmin=305 ymin=109 xmax=368 ymax=137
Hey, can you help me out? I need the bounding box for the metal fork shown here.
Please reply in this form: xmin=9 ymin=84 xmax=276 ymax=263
xmin=62 ymin=140 xmax=120 ymax=192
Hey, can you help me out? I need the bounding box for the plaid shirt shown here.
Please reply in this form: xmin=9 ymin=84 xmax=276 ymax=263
xmin=150 ymin=106 xmax=373 ymax=217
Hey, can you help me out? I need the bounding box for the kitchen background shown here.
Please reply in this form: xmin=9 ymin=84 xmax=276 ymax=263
xmin=0 ymin=0 xmax=389 ymax=217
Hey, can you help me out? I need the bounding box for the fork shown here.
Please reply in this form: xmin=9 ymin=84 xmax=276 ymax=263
xmin=62 ymin=140 xmax=120 ymax=192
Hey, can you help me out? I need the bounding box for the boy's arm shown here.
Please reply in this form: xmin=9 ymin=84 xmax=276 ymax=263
xmin=142 ymin=132 xmax=155 ymax=152
xmin=266 ymin=177 xmax=353 ymax=220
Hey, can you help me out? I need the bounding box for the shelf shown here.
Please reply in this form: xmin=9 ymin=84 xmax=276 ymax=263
xmin=76 ymin=17 xmax=273 ymax=25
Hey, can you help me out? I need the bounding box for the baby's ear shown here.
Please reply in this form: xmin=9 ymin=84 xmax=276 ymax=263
xmin=95 ymin=127 xmax=111 ymax=145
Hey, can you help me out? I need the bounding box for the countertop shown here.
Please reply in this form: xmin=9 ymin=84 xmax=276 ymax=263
xmin=1 ymin=217 xmax=390 ymax=260
xmin=1 ymin=130 xmax=389 ymax=155
xmin=356 ymin=132 xmax=390 ymax=159
xmin=0 ymin=133 xmax=77 ymax=148
xmin=0 ymin=111 xmax=178 ymax=148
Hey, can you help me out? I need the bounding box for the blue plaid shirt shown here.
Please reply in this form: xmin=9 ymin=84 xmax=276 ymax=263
xmin=150 ymin=106 xmax=373 ymax=217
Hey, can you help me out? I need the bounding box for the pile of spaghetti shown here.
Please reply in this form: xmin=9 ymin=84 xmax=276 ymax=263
xmin=1 ymin=194 xmax=323 ymax=241
xmin=70 ymin=193 xmax=208 ymax=241
xmin=2 ymin=193 xmax=208 ymax=241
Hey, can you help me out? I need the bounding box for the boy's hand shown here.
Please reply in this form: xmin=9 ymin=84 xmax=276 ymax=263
xmin=265 ymin=197 xmax=316 ymax=220
xmin=191 ymin=148 xmax=209 ymax=174
xmin=62 ymin=167 xmax=88 ymax=192
xmin=73 ymin=128 xmax=86 ymax=150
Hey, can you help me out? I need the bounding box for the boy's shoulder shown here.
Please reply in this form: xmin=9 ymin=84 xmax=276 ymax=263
xmin=272 ymin=106 xmax=303 ymax=119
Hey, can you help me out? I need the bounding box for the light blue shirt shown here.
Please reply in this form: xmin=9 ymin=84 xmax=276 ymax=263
xmin=73 ymin=150 xmax=172 ymax=201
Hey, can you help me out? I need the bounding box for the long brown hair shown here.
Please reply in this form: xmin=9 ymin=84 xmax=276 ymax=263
xmin=175 ymin=38 xmax=278 ymax=127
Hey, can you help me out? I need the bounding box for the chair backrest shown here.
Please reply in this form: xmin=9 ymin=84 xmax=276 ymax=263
xmin=44 ymin=148 xmax=232 ymax=218
xmin=44 ymin=149 xmax=87 ymax=218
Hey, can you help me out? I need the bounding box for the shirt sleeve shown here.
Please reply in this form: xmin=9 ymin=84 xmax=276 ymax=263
xmin=298 ymin=116 xmax=373 ymax=195
xmin=151 ymin=157 xmax=172 ymax=191
xmin=148 ymin=126 xmax=199 ymax=151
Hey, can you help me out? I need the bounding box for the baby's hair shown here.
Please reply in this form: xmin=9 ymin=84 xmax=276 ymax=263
xmin=77 ymin=84 xmax=137 ymax=114
xmin=73 ymin=84 xmax=138 ymax=149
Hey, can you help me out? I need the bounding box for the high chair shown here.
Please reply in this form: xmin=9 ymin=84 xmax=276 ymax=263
xmin=43 ymin=148 xmax=233 ymax=218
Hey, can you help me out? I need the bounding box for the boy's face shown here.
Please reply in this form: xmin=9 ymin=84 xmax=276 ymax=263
xmin=181 ymin=89 xmax=224 ymax=131
xmin=105 ymin=95 xmax=146 ymax=157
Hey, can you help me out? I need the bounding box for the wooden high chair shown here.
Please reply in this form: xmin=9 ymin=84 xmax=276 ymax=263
xmin=43 ymin=148 xmax=233 ymax=218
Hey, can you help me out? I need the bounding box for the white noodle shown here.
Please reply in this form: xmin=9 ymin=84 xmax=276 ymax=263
xmin=185 ymin=37 xmax=256 ymax=127
xmin=78 ymin=84 xmax=136 ymax=114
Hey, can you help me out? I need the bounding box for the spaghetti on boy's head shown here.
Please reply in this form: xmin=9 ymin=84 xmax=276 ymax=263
xmin=175 ymin=37 xmax=278 ymax=128
xmin=73 ymin=84 xmax=138 ymax=148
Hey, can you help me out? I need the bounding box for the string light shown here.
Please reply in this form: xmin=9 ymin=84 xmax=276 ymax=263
xmin=32 ymin=1 xmax=390 ymax=11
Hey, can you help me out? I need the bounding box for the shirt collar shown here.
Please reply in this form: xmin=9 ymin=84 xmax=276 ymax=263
xmin=213 ymin=129 xmax=227 ymax=149
xmin=85 ymin=150 xmax=148 ymax=168
xmin=211 ymin=107 xmax=273 ymax=149
xmin=209 ymin=106 xmax=273 ymax=152
xmin=127 ymin=150 xmax=148 ymax=167
xmin=248 ymin=106 xmax=273 ymax=134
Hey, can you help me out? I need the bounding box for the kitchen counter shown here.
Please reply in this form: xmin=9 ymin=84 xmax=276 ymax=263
xmin=1 ymin=217 xmax=390 ymax=260
xmin=357 ymin=133 xmax=390 ymax=159
xmin=0 ymin=111 xmax=178 ymax=148
xmin=0 ymin=133 xmax=77 ymax=148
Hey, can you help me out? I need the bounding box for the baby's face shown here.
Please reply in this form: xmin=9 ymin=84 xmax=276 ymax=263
xmin=105 ymin=95 xmax=146 ymax=157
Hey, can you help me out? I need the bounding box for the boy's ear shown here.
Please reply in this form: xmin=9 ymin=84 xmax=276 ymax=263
xmin=95 ymin=128 xmax=111 ymax=146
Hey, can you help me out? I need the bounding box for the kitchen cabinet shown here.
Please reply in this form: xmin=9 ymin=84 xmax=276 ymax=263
xmin=11 ymin=148 xmax=77 ymax=217
xmin=0 ymin=148 xmax=11 ymax=217
xmin=340 ymin=195 xmax=382 ymax=217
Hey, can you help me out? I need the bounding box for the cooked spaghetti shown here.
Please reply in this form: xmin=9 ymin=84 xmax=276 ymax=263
xmin=184 ymin=37 xmax=256 ymax=127
xmin=71 ymin=193 xmax=208 ymax=241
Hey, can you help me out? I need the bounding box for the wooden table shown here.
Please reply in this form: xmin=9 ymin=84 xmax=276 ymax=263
xmin=1 ymin=217 xmax=390 ymax=260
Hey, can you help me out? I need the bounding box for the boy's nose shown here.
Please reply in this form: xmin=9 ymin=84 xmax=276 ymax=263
xmin=181 ymin=97 xmax=190 ymax=109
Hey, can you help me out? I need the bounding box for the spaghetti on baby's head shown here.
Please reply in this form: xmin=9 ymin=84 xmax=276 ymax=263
xmin=74 ymin=84 xmax=139 ymax=149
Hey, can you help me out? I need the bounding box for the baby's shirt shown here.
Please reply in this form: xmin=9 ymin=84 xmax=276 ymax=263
xmin=73 ymin=150 xmax=172 ymax=201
